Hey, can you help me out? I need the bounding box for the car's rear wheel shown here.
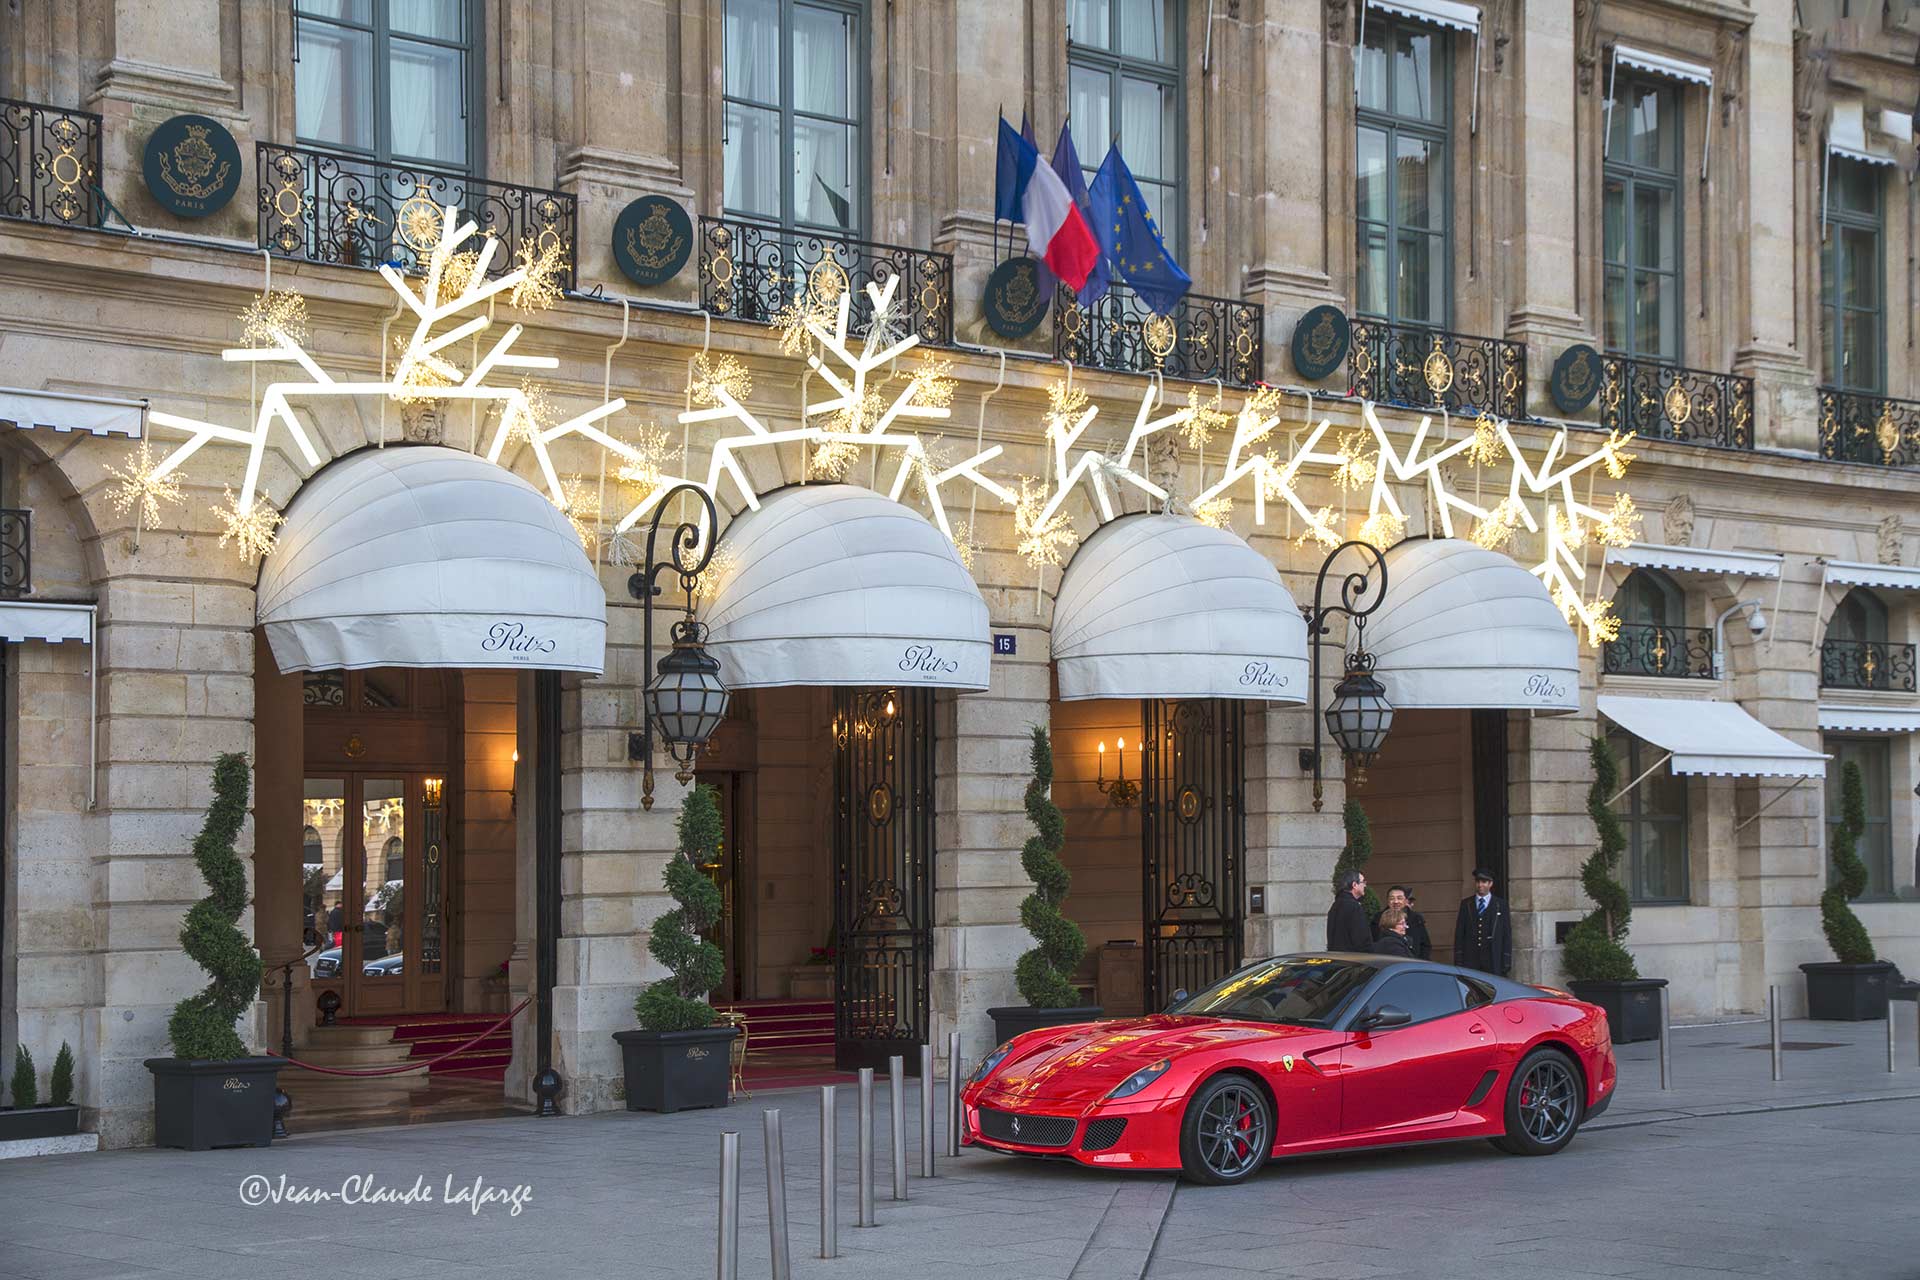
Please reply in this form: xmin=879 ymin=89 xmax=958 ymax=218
xmin=1493 ymin=1048 xmax=1583 ymax=1156
xmin=1177 ymin=1074 xmax=1272 ymax=1185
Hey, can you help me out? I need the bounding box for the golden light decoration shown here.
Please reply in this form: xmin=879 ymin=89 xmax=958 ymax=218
xmin=1555 ymin=584 xmax=1621 ymax=646
xmin=615 ymin=424 xmax=682 ymax=495
xmin=772 ymin=292 xmax=835 ymax=356
xmin=1191 ymin=496 xmax=1233 ymax=528
xmin=905 ymin=356 xmax=957 ymax=411
xmin=1593 ymin=492 xmax=1642 ymax=547
xmin=829 ymin=388 xmax=886 ymax=437
xmin=391 ymin=335 xmax=461 ymax=405
xmin=436 ymin=249 xmax=484 ymax=306
xmin=509 ymin=238 xmax=567 ymax=312
xmin=238 ymin=289 xmax=310 ymax=348
xmin=502 ymin=379 xmax=557 ymax=445
xmin=1355 ymin=509 xmax=1405 ymax=550
xmin=1464 ymin=414 xmax=1505 ymax=467
xmin=689 ymin=353 xmax=753 ymax=407
xmin=216 ymin=487 xmax=283 ymax=562
xmin=1469 ymin=496 xmax=1526 ymax=551
xmin=1329 ymin=431 xmax=1378 ymax=491
xmin=104 ymin=441 xmax=185 ymax=529
xmin=691 ymin=538 xmax=740 ymax=601
xmin=1551 ymin=506 xmax=1588 ymax=551
xmin=1294 ymin=506 xmax=1341 ymax=549
xmin=1044 ymin=379 xmax=1092 ymax=435
xmin=810 ymin=437 xmax=862 ymax=479
xmin=1600 ymin=429 xmax=1637 ymax=480
xmin=951 ymin=520 xmax=981 ymax=571
xmin=1014 ymin=475 xmax=1079 ymax=568
xmin=557 ymin=475 xmax=601 ymax=552
xmin=1181 ymin=388 xmax=1232 ymax=451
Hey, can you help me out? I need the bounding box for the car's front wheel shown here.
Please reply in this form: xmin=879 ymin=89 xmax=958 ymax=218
xmin=1177 ymin=1073 xmax=1272 ymax=1185
xmin=1491 ymin=1048 xmax=1584 ymax=1156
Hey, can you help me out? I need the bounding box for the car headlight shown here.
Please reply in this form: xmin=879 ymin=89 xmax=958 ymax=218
xmin=1105 ymin=1059 xmax=1171 ymax=1101
xmin=969 ymin=1043 xmax=1012 ymax=1084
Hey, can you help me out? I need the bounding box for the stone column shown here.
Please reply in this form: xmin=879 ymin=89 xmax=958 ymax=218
xmin=1244 ymin=700 xmax=1346 ymax=959
xmin=935 ymin=0 xmax=1031 ymax=345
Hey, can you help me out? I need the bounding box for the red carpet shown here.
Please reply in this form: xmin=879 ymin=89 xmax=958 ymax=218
xmin=338 ymin=1012 xmax=512 ymax=1082
xmin=715 ymin=999 xmax=859 ymax=1092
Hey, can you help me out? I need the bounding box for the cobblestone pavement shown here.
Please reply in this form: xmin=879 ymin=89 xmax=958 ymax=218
xmin=0 ymin=1014 xmax=1915 ymax=1280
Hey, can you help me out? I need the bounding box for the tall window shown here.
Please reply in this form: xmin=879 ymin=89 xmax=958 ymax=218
xmin=1603 ymin=77 xmax=1681 ymax=360
xmin=1610 ymin=569 xmax=1689 ymax=677
xmin=1605 ymin=728 xmax=1690 ymax=904
xmin=724 ymin=0 xmax=864 ymax=233
xmin=1355 ymin=14 xmax=1450 ymax=325
xmin=1822 ymin=159 xmax=1883 ymax=393
xmin=295 ymin=1 xmax=478 ymax=173
xmin=1067 ymin=0 xmax=1183 ymax=256
xmin=1825 ymin=737 xmax=1893 ymax=899
xmin=1829 ymin=587 xmax=1889 ymax=647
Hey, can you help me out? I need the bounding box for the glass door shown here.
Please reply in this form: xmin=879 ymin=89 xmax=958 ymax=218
xmin=351 ymin=777 xmax=410 ymax=1015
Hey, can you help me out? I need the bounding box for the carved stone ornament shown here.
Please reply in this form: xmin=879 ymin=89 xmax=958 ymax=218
xmin=1716 ymin=26 xmax=1746 ymax=127
xmin=1664 ymin=493 xmax=1696 ymax=547
xmin=1877 ymin=515 xmax=1904 ymax=566
xmin=1793 ymin=30 xmax=1821 ymax=143
xmin=401 ymin=401 xmax=445 ymax=444
xmin=1147 ymin=435 xmax=1182 ymax=500
xmin=1575 ymin=0 xmax=1600 ymax=95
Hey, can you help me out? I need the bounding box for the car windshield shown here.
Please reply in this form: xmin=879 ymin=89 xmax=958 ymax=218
xmin=1166 ymin=957 xmax=1376 ymax=1026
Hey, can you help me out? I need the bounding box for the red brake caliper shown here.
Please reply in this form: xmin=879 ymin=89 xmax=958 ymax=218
xmin=1233 ymin=1099 xmax=1253 ymax=1157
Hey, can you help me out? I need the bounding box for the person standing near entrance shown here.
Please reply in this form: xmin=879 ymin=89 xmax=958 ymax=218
xmin=1374 ymin=886 xmax=1432 ymax=960
xmin=1326 ymin=871 xmax=1372 ymax=953
xmin=1371 ymin=907 xmax=1414 ymax=958
xmin=1453 ymin=868 xmax=1512 ymax=976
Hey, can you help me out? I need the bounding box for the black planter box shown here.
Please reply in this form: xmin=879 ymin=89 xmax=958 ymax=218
xmin=0 ymin=1104 xmax=80 ymax=1141
xmin=144 ymin=1056 xmax=284 ymax=1151
xmin=1567 ymin=978 xmax=1668 ymax=1044
xmin=1801 ymin=960 xmax=1896 ymax=1021
xmin=614 ymin=1026 xmax=738 ymax=1113
xmin=988 ymin=1005 xmax=1104 ymax=1045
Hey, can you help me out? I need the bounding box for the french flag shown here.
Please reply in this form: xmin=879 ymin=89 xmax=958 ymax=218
xmin=994 ymin=118 xmax=1101 ymax=290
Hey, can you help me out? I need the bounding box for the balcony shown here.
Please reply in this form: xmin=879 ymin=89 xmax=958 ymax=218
xmin=1054 ymin=284 xmax=1263 ymax=386
xmin=1818 ymin=387 xmax=1920 ymax=468
xmin=256 ymin=144 xmax=576 ymax=288
xmin=0 ymin=97 xmax=101 ymax=229
xmin=0 ymin=509 xmax=29 ymax=596
xmin=1348 ymin=318 xmax=1526 ymax=419
xmin=698 ymin=216 xmax=953 ymax=346
xmin=1602 ymin=623 xmax=1715 ymax=680
xmin=1598 ymin=356 xmax=1753 ymax=449
xmin=1820 ymin=639 xmax=1917 ymax=692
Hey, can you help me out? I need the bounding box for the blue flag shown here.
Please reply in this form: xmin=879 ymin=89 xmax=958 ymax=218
xmin=1088 ymin=146 xmax=1190 ymax=317
xmin=1051 ymin=123 xmax=1109 ymax=308
xmin=992 ymin=114 xmax=1022 ymax=223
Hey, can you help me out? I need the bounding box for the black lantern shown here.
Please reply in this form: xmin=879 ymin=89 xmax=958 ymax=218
xmin=1324 ymin=649 xmax=1394 ymax=775
xmin=1297 ymin=540 xmax=1393 ymax=811
xmin=645 ymin=618 xmax=730 ymax=781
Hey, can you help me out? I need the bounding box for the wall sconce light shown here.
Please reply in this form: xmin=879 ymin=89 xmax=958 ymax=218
xmin=510 ymin=748 xmax=519 ymax=814
xmin=1095 ymin=737 xmax=1141 ymax=808
xmin=423 ymin=776 xmax=444 ymax=810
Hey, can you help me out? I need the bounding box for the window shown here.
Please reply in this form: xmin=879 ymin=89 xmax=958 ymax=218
xmin=1355 ymin=13 xmax=1450 ymax=325
xmin=1458 ymin=976 xmax=1494 ymax=1009
xmin=1829 ymin=587 xmax=1889 ymax=647
xmin=1365 ymin=971 xmax=1465 ymax=1026
xmin=1616 ymin=569 xmax=1684 ymax=628
xmin=295 ymin=1 xmax=478 ymax=173
xmin=1605 ymin=728 xmax=1689 ymax=904
xmin=1610 ymin=569 xmax=1690 ymax=677
xmin=1822 ymin=159 xmax=1883 ymax=393
xmin=1825 ymin=737 xmax=1893 ymax=900
xmin=1603 ymin=77 xmax=1681 ymax=360
xmin=724 ymin=0 xmax=864 ymax=233
xmin=1068 ymin=0 xmax=1183 ymax=257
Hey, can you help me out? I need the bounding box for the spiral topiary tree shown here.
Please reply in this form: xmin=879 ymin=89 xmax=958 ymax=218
xmin=1015 ymin=726 xmax=1085 ymax=1008
xmin=1333 ymin=799 xmax=1382 ymax=920
xmin=1821 ymin=760 xmax=1876 ymax=964
xmin=1564 ymin=736 xmax=1638 ymax=982
xmin=635 ymin=782 xmax=726 ymax=1031
xmin=167 ymin=753 xmax=262 ymax=1060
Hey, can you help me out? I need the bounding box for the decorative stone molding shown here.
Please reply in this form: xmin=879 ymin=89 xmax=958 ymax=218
xmin=1793 ymin=29 xmax=1821 ymax=142
xmin=1575 ymin=0 xmax=1601 ymax=94
xmin=1717 ymin=26 xmax=1746 ymax=126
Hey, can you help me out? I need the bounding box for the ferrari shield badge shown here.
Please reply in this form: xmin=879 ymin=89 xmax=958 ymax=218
xmin=1282 ymin=1055 xmax=1295 ymax=1073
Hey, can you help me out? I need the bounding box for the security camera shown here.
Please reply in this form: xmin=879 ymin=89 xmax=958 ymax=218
xmin=1747 ymin=607 xmax=1768 ymax=638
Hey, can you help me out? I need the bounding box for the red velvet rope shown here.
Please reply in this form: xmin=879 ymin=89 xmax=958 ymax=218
xmin=278 ymin=998 xmax=530 ymax=1077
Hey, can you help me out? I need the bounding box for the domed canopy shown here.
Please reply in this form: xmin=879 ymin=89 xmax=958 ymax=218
xmin=702 ymin=484 xmax=990 ymax=690
xmin=1052 ymin=513 xmax=1309 ymax=702
xmin=256 ymin=446 xmax=606 ymax=674
xmin=1362 ymin=538 xmax=1581 ymax=713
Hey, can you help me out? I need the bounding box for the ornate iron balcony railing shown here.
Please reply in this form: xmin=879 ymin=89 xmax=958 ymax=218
xmin=0 ymin=97 xmax=101 ymax=229
xmin=1054 ymin=285 xmax=1263 ymax=386
xmin=1598 ymin=356 xmax=1753 ymax=449
xmin=1347 ymin=318 xmax=1526 ymax=419
xmin=1817 ymin=387 xmax=1920 ymax=469
xmin=1820 ymin=638 xmax=1917 ymax=692
xmin=698 ymin=216 xmax=954 ymax=346
xmin=1602 ymin=623 xmax=1716 ymax=680
xmin=0 ymin=509 xmax=30 ymax=596
xmin=257 ymin=143 xmax=576 ymax=288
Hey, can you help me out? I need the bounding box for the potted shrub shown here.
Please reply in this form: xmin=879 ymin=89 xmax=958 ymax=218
xmin=990 ymin=727 xmax=1101 ymax=1043
xmin=144 ymin=753 xmax=284 ymax=1150
xmin=1801 ymin=760 xmax=1896 ymax=1020
xmin=1564 ymin=737 xmax=1666 ymax=1043
xmin=0 ymin=1042 xmax=80 ymax=1141
xmin=614 ymin=782 xmax=737 ymax=1112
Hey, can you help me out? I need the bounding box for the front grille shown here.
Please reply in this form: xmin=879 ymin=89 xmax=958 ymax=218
xmin=976 ymin=1107 xmax=1075 ymax=1148
xmin=1081 ymin=1117 xmax=1127 ymax=1151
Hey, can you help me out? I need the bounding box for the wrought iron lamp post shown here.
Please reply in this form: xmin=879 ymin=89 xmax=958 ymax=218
xmin=1297 ymin=540 xmax=1394 ymax=812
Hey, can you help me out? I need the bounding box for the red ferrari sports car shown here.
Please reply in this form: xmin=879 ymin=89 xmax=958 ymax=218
xmin=961 ymin=953 xmax=1615 ymax=1184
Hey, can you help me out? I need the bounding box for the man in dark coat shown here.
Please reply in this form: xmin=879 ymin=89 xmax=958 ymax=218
xmin=1453 ymin=868 xmax=1512 ymax=976
xmin=1371 ymin=907 xmax=1414 ymax=957
xmin=1372 ymin=885 xmax=1432 ymax=960
xmin=1326 ymin=871 xmax=1372 ymax=952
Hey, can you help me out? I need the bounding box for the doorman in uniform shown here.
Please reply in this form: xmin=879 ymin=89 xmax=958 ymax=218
xmin=1453 ymin=868 xmax=1512 ymax=976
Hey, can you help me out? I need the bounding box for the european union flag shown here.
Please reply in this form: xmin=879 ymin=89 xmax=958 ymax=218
xmin=1088 ymin=146 xmax=1190 ymax=317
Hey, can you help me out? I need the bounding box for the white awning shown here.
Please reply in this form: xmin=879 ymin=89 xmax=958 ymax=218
xmin=0 ymin=600 xmax=94 ymax=644
xmin=1366 ymin=0 xmax=1478 ymax=33
xmin=1828 ymin=100 xmax=1897 ymax=167
xmin=1599 ymin=694 xmax=1829 ymax=778
xmin=1364 ymin=538 xmax=1581 ymax=713
xmin=0 ymin=387 xmax=145 ymax=438
xmin=1612 ymin=44 xmax=1713 ymax=87
xmin=1819 ymin=705 xmax=1920 ymax=735
xmin=1605 ymin=543 xmax=1783 ymax=580
xmin=1051 ymin=513 xmax=1308 ymax=702
xmin=256 ymin=446 xmax=606 ymax=674
xmin=1821 ymin=560 xmax=1920 ymax=593
xmin=702 ymin=484 xmax=989 ymax=691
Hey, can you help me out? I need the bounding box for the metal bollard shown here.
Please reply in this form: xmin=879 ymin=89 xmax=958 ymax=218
xmin=856 ymin=1067 xmax=875 ymax=1228
xmin=1769 ymin=986 xmax=1783 ymax=1082
xmin=819 ymin=1085 xmax=838 ymax=1259
xmin=763 ymin=1110 xmax=791 ymax=1280
xmin=946 ymin=1031 xmax=963 ymax=1158
xmin=920 ymin=1043 xmax=936 ymax=1178
xmin=889 ymin=1054 xmax=908 ymax=1201
xmin=717 ymin=1130 xmax=740 ymax=1280
xmin=1889 ymin=1001 xmax=1900 ymax=1074
xmin=1657 ymin=985 xmax=1671 ymax=1091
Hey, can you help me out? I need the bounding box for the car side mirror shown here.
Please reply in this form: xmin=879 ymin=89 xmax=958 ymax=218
xmin=1166 ymin=988 xmax=1188 ymax=1012
xmin=1357 ymin=1004 xmax=1412 ymax=1031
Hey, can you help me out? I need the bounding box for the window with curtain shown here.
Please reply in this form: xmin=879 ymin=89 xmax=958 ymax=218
xmin=1609 ymin=569 xmax=1689 ymax=677
xmin=1824 ymin=736 xmax=1893 ymax=899
xmin=1822 ymin=158 xmax=1883 ymax=393
xmin=1605 ymin=728 xmax=1690 ymax=904
xmin=295 ymin=0 xmax=477 ymax=173
xmin=1354 ymin=12 xmax=1451 ymax=325
xmin=1067 ymin=0 xmax=1183 ymax=258
xmin=1603 ymin=76 xmax=1681 ymax=360
xmin=724 ymin=0 xmax=864 ymax=234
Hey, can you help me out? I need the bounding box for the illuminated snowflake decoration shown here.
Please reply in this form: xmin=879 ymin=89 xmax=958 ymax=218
xmin=509 ymin=238 xmax=568 ymax=312
xmin=1014 ymin=476 xmax=1079 ymax=568
xmin=558 ymin=475 xmax=601 ymax=553
xmin=239 ymin=290 xmax=310 ymax=348
xmin=1190 ymin=495 xmax=1233 ymax=529
xmin=689 ymin=353 xmax=753 ymax=407
xmin=1180 ymin=387 xmax=1232 ymax=451
xmin=216 ymin=486 xmax=283 ymax=562
xmin=104 ymin=441 xmax=185 ymax=529
xmin=615 ymin=424 xmax=683 ymax=496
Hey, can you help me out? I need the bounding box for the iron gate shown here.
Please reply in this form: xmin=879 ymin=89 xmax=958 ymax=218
xmin=1142 ymin=699 xmax=1246 ymax=1010
xmin=832 ymin=687 xmax=934 ymax=1072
